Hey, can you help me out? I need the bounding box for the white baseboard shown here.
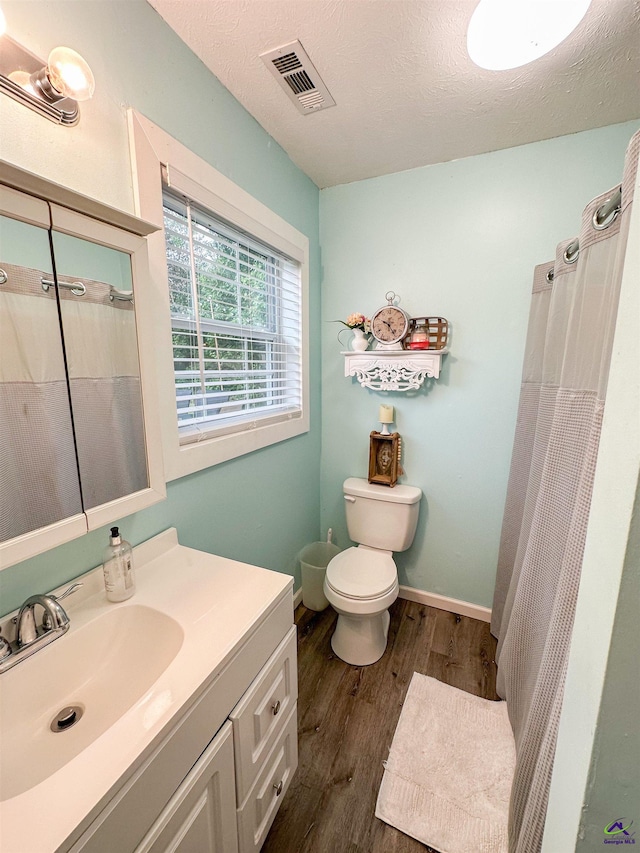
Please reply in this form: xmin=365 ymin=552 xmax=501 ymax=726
xmin=293 ymin=586 xmax=304 ymax=609
xmin=398 ymin=585 xmax=491 ymax=623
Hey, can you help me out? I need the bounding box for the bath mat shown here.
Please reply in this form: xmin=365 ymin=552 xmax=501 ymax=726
xmin=375 ymin=673 xmax=515 ymax=853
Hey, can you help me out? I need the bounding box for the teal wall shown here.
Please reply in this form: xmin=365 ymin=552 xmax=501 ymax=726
xmin=0 ymin=217 xmax=52 ymax=270
xmin=0 ymin=0 xmax=321 ymax=615
xmin=52 ymin=232 xmax=133 ymax=289
xmin=319 ymin=119 xmax=640 ymax=608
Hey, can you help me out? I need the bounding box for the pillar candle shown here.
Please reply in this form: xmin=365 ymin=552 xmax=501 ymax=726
xmin=379 ymin=404 xmax=394 ymax=424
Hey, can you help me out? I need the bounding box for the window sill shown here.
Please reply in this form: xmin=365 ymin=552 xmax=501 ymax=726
xmin=166 ymin=414 xmax=308 ymax=481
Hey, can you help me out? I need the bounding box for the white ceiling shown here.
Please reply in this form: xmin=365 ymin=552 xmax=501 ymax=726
xmin=147 ymin=0 xmax=640 ymax=188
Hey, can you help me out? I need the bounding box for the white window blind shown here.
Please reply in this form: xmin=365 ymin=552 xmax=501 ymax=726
xmin=162 ymin=190 xmax=303 ymax=445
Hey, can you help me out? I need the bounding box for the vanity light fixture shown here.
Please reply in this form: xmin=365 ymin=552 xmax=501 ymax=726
xmin=467 ymin=0 xmax=592 ymax=70
xmin=0 ymin=25 xmax=95 ymax=125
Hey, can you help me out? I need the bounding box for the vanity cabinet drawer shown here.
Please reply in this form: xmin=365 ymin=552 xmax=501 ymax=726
xmin=134 ymin=721 xmax=238 ymax=853
xmin=236 ymin=705 xmax=298 ymax=853
xmin=230 ymin=625 xmax=297 ymax=802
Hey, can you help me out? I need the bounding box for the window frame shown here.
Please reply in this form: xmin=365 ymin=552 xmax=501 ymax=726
xmin=162 ymin=190 xmax=303 ymax=443
xmin=128 ymin=110 xmax=310 ymax=481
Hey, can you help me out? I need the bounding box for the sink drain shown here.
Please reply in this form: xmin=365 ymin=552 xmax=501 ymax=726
xmin=50 ymin=704 xmax=84 ymax=732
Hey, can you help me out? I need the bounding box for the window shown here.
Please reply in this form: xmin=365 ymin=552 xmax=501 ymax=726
xmin=128 ymin=111 xmax=309 ymax=481
xmin=163 ymin=191 xmax=302 ymax=444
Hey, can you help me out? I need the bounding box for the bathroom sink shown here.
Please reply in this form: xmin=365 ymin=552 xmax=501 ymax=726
xmin=0 ymin=604 xmax=184 ymax=801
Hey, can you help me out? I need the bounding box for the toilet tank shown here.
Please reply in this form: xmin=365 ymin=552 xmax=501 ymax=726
xmin=343 ymin=477 xmax=422 ymax=552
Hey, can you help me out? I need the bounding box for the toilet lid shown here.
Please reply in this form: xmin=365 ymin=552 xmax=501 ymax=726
xmin=325 ymin=547 xmax=397 ymax=600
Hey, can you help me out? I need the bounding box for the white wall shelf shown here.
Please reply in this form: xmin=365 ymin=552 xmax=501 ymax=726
xmin=342 ymin=350 xmax=448 ymax=391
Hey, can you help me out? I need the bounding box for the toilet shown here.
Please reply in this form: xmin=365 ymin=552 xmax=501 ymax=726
xmin=323 ymin=477 xmax=422 ymax=666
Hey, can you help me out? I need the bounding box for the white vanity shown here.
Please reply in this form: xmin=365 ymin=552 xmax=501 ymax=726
xmin=0 ymin=529 xmax=297 ymax=853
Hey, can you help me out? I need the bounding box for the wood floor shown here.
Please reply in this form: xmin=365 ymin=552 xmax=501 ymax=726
xmin=262 ymin=599 xmax=499 ymax=853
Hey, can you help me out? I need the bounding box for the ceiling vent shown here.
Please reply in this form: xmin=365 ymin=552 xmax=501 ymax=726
xmin=260 ymin=40 xmax=336 ymax=115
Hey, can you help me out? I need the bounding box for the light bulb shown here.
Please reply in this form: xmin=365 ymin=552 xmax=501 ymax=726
xmin=46 ymin=46 xmax=95 ymax=101
xmin=467 ymin=0 xmax=592 ymax=71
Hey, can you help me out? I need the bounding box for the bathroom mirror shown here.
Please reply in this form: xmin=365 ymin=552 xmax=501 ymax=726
xmin=0 ymin=173 xmax=165 ymax=569
xmin=0 ymin=205 xmax=85 ymax=542
xmin=50 ymin=229 xmax=148 ymax=510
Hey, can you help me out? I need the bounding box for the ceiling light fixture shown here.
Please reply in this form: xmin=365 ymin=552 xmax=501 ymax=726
xmin=467 ymin=0 xmax=592 ymax=71
xmin=0 ymin=21 xmax=95 ymax=125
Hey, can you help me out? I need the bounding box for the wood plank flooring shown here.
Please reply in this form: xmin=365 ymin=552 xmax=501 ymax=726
xmin=262 ymin=599 xmax=499 ymax=853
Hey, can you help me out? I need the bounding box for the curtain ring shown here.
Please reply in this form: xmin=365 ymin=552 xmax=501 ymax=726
xmin=592 ymin=200 xmax=620 ymax=231
xmin=546 ymin=268 xmax=555 ymax=283
xmin=563 ymin=242 xmax=579 ymax=265
xmin=0 ymin=268 xmax=7 ymax=285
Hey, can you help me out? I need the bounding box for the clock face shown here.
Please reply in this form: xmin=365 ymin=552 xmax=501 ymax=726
xmin=371 ymin=306 xmax=408 ymax=343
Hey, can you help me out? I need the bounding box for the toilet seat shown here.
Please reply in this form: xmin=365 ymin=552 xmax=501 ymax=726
xmin=325 ymin=547 xmax=397 ymax=600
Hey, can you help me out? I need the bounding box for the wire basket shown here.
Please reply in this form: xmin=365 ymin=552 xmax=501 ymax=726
xmin=405 ymin=317 xmax=449 ymax=351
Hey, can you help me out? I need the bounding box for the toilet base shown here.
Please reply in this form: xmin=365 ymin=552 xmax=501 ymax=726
xmin=330 ymin=609 xmax=391 ymax=666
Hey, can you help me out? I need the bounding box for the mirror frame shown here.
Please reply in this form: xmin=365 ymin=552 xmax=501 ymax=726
xmin=0 ymin=164 xmax=166 ymax=570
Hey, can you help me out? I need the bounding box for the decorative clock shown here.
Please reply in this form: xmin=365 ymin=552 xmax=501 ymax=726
xmin=370 ymin=291 xmax=410 ymax=350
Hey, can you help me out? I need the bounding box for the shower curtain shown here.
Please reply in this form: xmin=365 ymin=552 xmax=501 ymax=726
xmin=57 ymin=274 xmax=148 ymax=509
xmin=491 ymin=129 xmax=639 ymax=853
xmin=0 ymin=262 xmax=83 ymax=541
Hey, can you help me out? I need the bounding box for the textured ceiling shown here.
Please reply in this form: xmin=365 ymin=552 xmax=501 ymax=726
xmin=147 ymin=0 xmax=640 ymax=188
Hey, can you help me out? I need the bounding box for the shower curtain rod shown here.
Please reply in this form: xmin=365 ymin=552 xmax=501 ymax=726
xmin=563 ymin=185 xmax=622 ymax=262
xmin=40 ymin=277 xmax=133 ymax=303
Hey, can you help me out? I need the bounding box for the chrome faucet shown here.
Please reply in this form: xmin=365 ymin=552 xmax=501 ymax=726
xmin=0 ymin=583 xmax=82 ymax=674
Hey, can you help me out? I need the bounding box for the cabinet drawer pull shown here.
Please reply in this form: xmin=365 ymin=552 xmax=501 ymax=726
xmin=272 ymin=699 xmax=281 ymax=716
xmin=273 ymin=780 xmax=283 ymax=796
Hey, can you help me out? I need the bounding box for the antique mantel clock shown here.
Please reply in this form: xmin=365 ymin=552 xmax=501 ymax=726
xmin=370 ymin=291 xmax=410 ymax=351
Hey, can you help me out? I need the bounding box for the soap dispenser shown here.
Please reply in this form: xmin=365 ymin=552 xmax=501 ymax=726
xmin=103 ymin=527 xmax=136 ymax=602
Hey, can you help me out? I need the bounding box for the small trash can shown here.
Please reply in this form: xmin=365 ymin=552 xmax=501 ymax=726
xmin=300 ymin=539 xmax=340 ymax=611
